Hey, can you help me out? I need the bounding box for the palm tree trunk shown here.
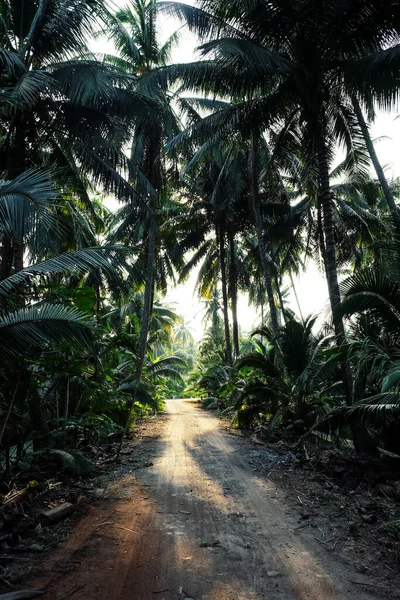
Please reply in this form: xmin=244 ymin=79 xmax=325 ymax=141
xmin=289 ymin=271 xmax=304 ymax=323
xmin=62 ymin=375 xmax=70 ymax=448
xmin=228 ymin=231 xmax=240 ymax=358
xmin=14 ymin=243 xmax=24 ymax=273
xmin=314 ymin=129 xmax=367 ymax=451
xmin=275 ymin=273 xmax=287 ymax=325
xmin=248 ymin=135 xmax=279 ymax=334
xmin=135 ymin=202 xmax=157 ymax=381
xmin=314 ymin=132 xmax=343 ymax=332
xmin=352 ymin=97 xmax=398 ymax=218
xmin=116 ymin=117 xmax=163 ymax=459
xmin=317 ymin=199 xmax=326 ymax=269
xmin=134 ymin=128 xmax=161 ymax=382
xmin=218 ymin=224 xmax=233 ymax=365
xmin=116 ymin=198 xmax=156 ymax=459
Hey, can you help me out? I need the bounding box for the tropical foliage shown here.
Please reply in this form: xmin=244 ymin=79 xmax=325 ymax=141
xmin=1 ymin=0 xmax=400 ymax=487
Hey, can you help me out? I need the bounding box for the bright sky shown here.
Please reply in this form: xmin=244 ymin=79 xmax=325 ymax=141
xmin=97 ymin=2 xmax=400 ymax=340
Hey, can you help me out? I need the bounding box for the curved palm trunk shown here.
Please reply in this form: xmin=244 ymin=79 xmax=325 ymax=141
xmin=228 ymin=231 xmax=240 ymax=358
xmin=249 ymin=135 xmax=279 ymax=334
xmin=135 ymin=127 xmax=161 ymax=381
xmin=218 ymin=224 xmax=233 ymax=365
xmin=62 ymin=376 xmax=70 ymax=449
xmin=275 ymin=273 xmax=287 ymax=325
xmin=352 ymin=97 xmax=398 ymax=218
xmin=117 ymin=131 xmax=161 ymax=458
xmin=317 ymin=198 xmax=326 ymax=270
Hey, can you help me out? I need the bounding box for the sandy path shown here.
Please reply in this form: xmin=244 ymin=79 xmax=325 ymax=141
xmin=34 ymin=400 xmax=377 ymax=600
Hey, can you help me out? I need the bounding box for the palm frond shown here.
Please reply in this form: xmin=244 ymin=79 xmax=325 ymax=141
xmin=338 ymin=270 xmax=400 ymax=333
xmin=0 ymin=304 xmax=94 ymax=355
xmin=0 ymin=246 xmax=139 ymax=305
xmin=198 ymin=37 xmax=296 ymax=76
xmin=0 ymin=47 xmax=25 ymax=76
xmin=0 ymin=169 xmax=57 ymax=242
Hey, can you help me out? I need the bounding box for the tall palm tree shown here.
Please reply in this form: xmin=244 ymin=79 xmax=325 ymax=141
xmin=187 ymin=154 xmax=239 ymax=364
xmin=169 ymin=96 xmax=285 ymax=334
xmin=173 ymin=144 xmax=251 ymax=362
xmin=247 ymin=133 xmax=284 ymax=333
xmin=106 ymin=0 xmax=185 ymax=455
xmin=106 ymin=0 xmax=183 ymax=386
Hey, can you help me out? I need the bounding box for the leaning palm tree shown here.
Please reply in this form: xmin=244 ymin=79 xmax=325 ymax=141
xmin=351 ymin=98 xmax=399 ymax=218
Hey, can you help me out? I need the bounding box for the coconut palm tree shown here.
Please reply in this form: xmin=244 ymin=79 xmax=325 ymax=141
xmin=173 ymin=316 xmax=194 ymax=348
xmin=104 ymin=0 xmax=188 ymax=455
xmin=105 ymin=0 xmax=183 ymax=385
xmin=170 ymin=147 xmax=246 ymax=361
xmin=0 ymin=0 xmax=154 ymax=279
xmin=168 ymin=95 xmax=287 ymax=334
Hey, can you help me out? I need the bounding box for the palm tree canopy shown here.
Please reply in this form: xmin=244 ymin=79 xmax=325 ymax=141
xmin=154 ymin=0 xmax=400 ymax=162
xmin=0 ymin=0 xmax=157 ymax=208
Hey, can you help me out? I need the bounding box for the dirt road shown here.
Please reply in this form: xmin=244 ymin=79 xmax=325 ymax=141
xmin=34 ymin=400 xmax=379 ymax=600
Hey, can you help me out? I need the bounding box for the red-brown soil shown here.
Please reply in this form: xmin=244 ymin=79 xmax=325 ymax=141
xmin=28 ymin=400 xmax=395 ymax=599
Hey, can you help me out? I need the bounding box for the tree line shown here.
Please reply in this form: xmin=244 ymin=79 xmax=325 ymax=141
xmin=1 ymin=0 xmax=400 ymax=481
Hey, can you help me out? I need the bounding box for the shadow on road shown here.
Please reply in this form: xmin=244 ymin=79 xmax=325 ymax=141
xmin=34 ymin=400 xmax=375 ymax=600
